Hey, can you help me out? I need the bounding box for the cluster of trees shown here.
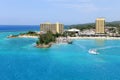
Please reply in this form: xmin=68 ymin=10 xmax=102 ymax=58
xmin=20 ymin=31 xmax=38 ymax=36
xmin=27 ymin=31 xmax=36 ymax=34
xmin=106 ymin=22 xmax=120 ymax=34
xmin=117 ymin=27 xmax=120 ymax=34
xmin=107 ymin=27 xmax=116 ymax=33
xmin=36 ymin=31 xmax=62 ymax=45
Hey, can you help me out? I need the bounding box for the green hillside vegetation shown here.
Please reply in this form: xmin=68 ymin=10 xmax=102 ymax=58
xmin=106 ymin=21 xmax=120 ymax=27
xmin=69 ymin=23 xmax=95 ymax=31
xmin=69 ymin=21 xmax=120 ymax=33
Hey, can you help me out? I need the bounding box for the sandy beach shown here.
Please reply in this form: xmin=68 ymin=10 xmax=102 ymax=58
xmin=15 ymin=35 xmax=120 ymax=40
xmin=68 ymin=37 xmax=120 ymax=40
xmin=18 ymin=35 xmax=38 ymax=38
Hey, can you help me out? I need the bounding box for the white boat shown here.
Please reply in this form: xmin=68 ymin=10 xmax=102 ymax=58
xmin=88 ymin=49 xmax=99 ymax=55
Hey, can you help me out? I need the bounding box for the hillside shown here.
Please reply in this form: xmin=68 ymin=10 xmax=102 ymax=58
xmin=68 ymin=21 xmax=120 ymax=30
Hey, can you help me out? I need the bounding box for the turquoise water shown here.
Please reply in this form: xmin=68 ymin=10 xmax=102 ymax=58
xmin=1 ymin=32 xmax=120 ymax=80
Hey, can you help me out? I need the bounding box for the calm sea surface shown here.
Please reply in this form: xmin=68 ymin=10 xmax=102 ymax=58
xmin=0 ymin=25 xmax=120 ymax=80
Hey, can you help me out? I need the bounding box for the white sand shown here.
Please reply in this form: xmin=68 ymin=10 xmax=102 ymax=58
xmin=17 ymin=35 xmax=120 ymax=40
xmin=68 ymin=37 xmax=120 ymax=40
xmin=18 ymin=35 xmax=38 ymax=38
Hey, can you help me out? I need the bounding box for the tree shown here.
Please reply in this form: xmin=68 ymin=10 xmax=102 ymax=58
xmin=36 ymin=31 xmax=56 ymax=45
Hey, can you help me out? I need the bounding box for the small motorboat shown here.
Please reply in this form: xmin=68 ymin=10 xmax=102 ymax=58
xmin=88 ymin=49 xmax=99 ymax=55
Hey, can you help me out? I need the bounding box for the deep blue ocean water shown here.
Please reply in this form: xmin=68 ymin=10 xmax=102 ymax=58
xmin=1 ymin=25 xmax=120 ymax=80
xmin=0 ymin=25 xmax=40 ymax=32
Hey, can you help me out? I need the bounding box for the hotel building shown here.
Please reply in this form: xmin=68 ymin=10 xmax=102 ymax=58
xmin=40 ymin=22 xmax=64 ymax=34
xmin=96 ymin=18 xmax=105 ymax=34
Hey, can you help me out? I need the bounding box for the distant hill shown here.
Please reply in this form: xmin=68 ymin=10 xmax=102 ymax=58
xmin=68 ymin=21 xmax=120 ymax=30
xmin=106 ymin=21 xmax=120 ymax=26
xmin=106 ymin=21 xmax=120 ymax=27
xmin=109 ymin=21 xmax=120 ymax=24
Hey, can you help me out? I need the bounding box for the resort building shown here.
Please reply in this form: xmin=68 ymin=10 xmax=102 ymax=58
xmin=96 ymin=18 xmax=105 ymax=34
xmin=40 ymin=22 xmax=64 ymax=34
xmin=81 ymin=29 xmax=95 ymax=35
xmin=65 ymin=28 xmax=80 ymax=36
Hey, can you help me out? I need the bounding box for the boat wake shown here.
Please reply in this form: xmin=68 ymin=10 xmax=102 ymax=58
xmin=89 ymin=46 xmax=120 ymax=55
xmin=95 ymin=46 xmax=120 ymax=50
xmin=73 ymin=43 xmax=87 ymax=50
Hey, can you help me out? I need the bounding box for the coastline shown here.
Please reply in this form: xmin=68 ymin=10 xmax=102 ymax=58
xmin=18 ymin=35 xmax=38 ymax=38
xmin=7 ymin=35 xmax=38 ymax=38
xmin=8 ymin=35 xmax=120 ymax=40
xmin=68 ymin=37 xmax=120 ymax=40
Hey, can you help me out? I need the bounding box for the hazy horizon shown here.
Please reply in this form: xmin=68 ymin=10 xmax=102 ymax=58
xmin=0 ymin=0 xmax=120 ymax=25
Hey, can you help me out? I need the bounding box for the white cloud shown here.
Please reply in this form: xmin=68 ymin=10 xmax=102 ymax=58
xmin=46 ymin=0 xmax=91 ymax=4
xmin=44 ymin=0 xmax=112 ymax=13
xmin=44 ymin=0 xmax=97 ymax=12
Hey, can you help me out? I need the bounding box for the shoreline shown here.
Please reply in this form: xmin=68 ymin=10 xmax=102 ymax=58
xmin=18 ymin=35 xmax=38 ymax=38
xmin=8 ymin=35 xmax=120 ymax=40
xmin=68 ymin=37 xmax=120 ymax=40
xmin=7 ymin=35 xmax=38 ymax=38
xmin=8 ymin=34 xmax=120 ymax=40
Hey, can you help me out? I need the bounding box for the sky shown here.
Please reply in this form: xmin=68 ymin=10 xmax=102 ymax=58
xmin=0 ymin=0 xmax=120 ymax=25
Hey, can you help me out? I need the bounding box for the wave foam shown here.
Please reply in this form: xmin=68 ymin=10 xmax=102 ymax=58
xmin=74 ymin=43 xmax=87 ymax=50
xmin=95 ymin=46 xmax=120 ymax=50
xmin=89 ymin=46 xmax=120 ymax=54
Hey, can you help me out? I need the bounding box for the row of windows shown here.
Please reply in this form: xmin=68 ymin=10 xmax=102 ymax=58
xmin=40 ymin=24 xmax=64 ymax=34
xmin=96 ymin=21 xmax=105 ymax=33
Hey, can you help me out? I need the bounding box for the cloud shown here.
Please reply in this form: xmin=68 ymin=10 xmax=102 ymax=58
xmin=67 ymin=4 xmax=98 ymax=13
xmin=46 ymin=0 xmax=91 ymax=4
xmin=45 ymin=0 xmax=97 ymax=13
xmin=45 ymin=0 xmax=112 ymax=13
